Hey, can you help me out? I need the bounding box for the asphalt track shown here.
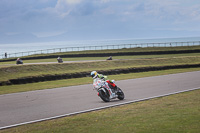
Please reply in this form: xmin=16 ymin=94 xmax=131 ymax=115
xmin=0 ymin=71 xmax=200 ymax=129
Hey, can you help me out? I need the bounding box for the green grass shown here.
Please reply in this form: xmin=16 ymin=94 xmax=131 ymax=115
xmin=1 ymin=85 xmax=199 ymax=133
xmin=0 ymin=67 xmax=199 ymax=95
xmin=1 ymin=56 xmax=200 ymax=82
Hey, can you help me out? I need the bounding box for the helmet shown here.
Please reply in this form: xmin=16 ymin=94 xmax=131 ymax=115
xmin=91 ymin=71 xmax=98 ymax=79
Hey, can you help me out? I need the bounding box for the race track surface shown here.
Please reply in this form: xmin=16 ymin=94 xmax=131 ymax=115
xmin=0 ymin=71 xmax=200 ymax=129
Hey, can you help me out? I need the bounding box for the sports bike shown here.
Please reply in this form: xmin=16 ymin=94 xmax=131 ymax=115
xmin=93 ymin=78 xmax=125 ymax=102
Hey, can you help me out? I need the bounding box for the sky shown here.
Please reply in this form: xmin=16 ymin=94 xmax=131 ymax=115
xmin=0 ymin=0 xmax=200 ymax=43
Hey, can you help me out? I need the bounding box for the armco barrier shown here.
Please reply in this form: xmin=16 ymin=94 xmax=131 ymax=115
xmin=0 ymin=64 xmax=200 ymax=86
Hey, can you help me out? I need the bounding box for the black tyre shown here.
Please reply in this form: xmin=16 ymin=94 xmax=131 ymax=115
xmin=99 ymin=89 xmax=110 ymax=102
xmin=117 ymin=88 xmax=124 ymax=100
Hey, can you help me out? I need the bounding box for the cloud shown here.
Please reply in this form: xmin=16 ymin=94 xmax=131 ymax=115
xmin=100 ymin=0 xmax=112 ymax=3
xmin=0 ymin=0 xmax=200 ymax=43
xmin=100 ymin=0 xmax=118 ymax=3
xmin=65 ymin=0 xmax=82 ymax=5
xmin=32 ymin=31 xmax=66 ymax=38
xmin=54 ymin=0 xmax=82 ymax=17
xmin=54 ymin=0 xmax=98 ymax=18
xmin=117 ymin=0 xmax=200 ymax=24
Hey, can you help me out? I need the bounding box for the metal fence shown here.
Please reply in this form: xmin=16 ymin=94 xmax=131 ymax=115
xmin=1 ymin=41 xmax=200 ymax=59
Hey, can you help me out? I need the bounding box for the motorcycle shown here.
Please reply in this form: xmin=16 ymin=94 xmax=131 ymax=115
xmin=93 ymin=78 xmax=125 ymax=102
xmin=16 ymin=59 xmax=23 ymax=65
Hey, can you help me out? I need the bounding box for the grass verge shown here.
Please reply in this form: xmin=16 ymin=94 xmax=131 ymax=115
xmin=1 ymin=84 xmax=199 ymax=133
xmin=1 ymin=56 xmax=200 ymax=82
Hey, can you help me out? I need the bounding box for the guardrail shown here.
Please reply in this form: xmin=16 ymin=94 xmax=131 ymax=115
xmin=1 ymin=41 xmax=200 ymax=59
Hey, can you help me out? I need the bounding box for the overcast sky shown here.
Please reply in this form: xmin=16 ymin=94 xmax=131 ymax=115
xmin=0 ymin=0 xmax=200 ymax=43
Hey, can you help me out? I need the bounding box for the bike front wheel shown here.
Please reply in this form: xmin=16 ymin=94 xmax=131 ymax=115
xmin=99 ymin=89 xmax=110 ymax=102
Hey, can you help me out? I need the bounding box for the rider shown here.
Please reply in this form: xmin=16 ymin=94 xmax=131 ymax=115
xmin=90 ymin=71 xmax=117 ymax=91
